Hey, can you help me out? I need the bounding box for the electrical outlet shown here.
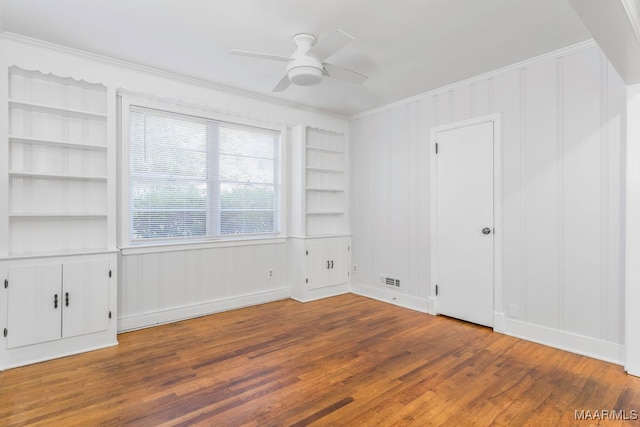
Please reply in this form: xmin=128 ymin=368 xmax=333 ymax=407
xmin=353 ymin=264 xmax=358 ymax=273
xmin=268 ymin=269 xmax=274 ymax=279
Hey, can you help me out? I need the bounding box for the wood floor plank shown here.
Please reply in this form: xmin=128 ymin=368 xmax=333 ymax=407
xmin=1 ymin=294 xmax=640 ymax=426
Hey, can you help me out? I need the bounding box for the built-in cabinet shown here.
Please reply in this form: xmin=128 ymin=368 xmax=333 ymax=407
xmin=290 ymin=235 xmax=351 ymax=302
xmin=0 ymin=66 xmax=117 ymax=370
xmin=6 ymin=259 xmax=112 ymax=349
xmin=289 ymin=125 xmax=351 ymax=302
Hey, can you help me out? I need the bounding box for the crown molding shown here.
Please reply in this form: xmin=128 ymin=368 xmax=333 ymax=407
xmin=0 ymin=32 xmax=349 ymax=120
xmin=350 ymin=39 xmax=597 ymax=121
xmin=621 ymin=0 xmax=640 ymax=46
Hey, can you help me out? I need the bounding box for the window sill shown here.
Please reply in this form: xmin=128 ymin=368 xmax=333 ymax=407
xmin=120 ymin=236 xmax=287 ymax=256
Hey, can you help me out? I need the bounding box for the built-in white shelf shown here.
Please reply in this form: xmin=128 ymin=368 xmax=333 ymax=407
xmin=306 ymin=211 xmax=345 ymax=215
xmin=0 ymin=249 xmax=117 ymax=261
xmin=291 ymin=126 xmax=348 ymax=238
xmin=9 ymin=135 xmax=107 ymax=151
xmin=9 ymin=99 xmax=107 ymax=120
xmin=305 ymin=187 xmax=344 ymax=192
xmin=9 ymin=213 xmax=108 ymax=218
xmin=1 ymin=68 xmax=117 ymax=371
xmin=306 ymin=167 xmax=344 ymax=174
xmin=305 ymin=145 xmax=344 ymax=155
xmin=9 ymin=171 xmax=108 ymax=181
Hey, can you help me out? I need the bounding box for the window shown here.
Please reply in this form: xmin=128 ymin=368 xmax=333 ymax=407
xmin=128 ymin=105 xmax=280 ymax=243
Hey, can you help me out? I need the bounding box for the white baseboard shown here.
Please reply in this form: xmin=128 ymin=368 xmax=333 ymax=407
xmin=290 ymin=283 xmax=350 ymax=303
xmin=117 ymin=282 xmax=625 ymax=367
xmin=352 ymin=281 xmax=623 ymax=365
xmin=505 ymin=318 xmax=625 ymax=365
xmin=351 ymin=281 xmax=430 ymax=314
xmin=427 ymin=296 xmax=437 ymax=315
xmin=117 ymin=287 xmax=291 ymax=332
xmin=493 ymin=311 xmax=506 ymax=333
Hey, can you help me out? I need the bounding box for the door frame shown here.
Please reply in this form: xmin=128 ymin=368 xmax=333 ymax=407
xmin=429 ymin=113 xmax=504 ymax=332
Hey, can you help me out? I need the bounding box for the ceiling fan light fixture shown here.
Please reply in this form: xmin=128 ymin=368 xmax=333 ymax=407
xmin=288 ymin=65 xmax=323 ymax=86
xmin=229 ymin=29 xmax=368 ymax=92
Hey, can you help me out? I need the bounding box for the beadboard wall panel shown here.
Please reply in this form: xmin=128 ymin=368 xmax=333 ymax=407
xmin=350 ymin=43 xmax=626 ymax=362
xmin=118 ymin=243 xmax=288 ymax=331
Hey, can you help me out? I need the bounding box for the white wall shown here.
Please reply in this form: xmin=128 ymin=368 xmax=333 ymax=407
xmin=626 ymin=84 xmax=640 ymax=375
xmin=0 ymin=35 xmax=349 ymax=331
xmin=350 ymin=42 xmax=627 ymax=364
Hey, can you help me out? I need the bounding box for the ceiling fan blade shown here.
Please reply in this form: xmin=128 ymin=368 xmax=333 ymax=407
xmin=308 ymin=29 xmax=354 ymax=61
xmin=323 ymin=63 xmax=368 ymax=85
xmin=229 ymin=49 xmax=292 ymax=63
xmin=272 ymin=74 xmax=291 ymax=92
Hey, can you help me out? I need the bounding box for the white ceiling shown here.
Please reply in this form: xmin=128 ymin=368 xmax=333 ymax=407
xmin=0 ymin=0 xmax=591 ymax=117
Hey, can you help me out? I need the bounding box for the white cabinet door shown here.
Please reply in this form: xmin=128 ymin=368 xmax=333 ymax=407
xmin=62 ymin=261 xmax=110 ymax=339
xmin=305 ymin=237 xmax=350 ymax=289
xmin=329 ymin=237 xmax=350 ymax=286
xmin=7 ymin=265 xmax=62 ymax=348
xmin=305 ymin=239 xmax=324 ymax=290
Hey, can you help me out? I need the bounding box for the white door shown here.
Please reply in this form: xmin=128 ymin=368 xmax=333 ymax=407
xmin=7 ymin=264 xmax=62 ymax=348
xmin=436 ymin=121 xmax=494 ymax=327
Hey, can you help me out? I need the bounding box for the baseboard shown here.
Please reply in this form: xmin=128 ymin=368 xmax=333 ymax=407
xmin=505 ymin=318 xmax=625 ymax=365
xmin=290 ymin=283 xmax=350 ymax=303
xmin=352 ymin=281 xmax=623 ymax=365
xmin=117 ymin=283 xmax=625 ymax=366
xmin=117 ymin=287 xmax=291 ymax=332
xmin=427 ymin=296 xmax=437 ymax=315
xmin=351 ymin=281 xmax=430 ymax=314
xmin=493 ymin=311 xmax=506 ymax=333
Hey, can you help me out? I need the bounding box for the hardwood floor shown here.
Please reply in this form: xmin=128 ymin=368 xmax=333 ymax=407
xmin=1 ymin=293 xmax=639 ymax=426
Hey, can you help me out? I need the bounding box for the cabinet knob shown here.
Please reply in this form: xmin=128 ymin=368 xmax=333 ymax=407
xmin=65 ymin=292 xmax=69 ymax=307
xmin=54 ymin=294 xmax=58 ymax=309
xmin=327 ymin=260 xmax=331 ymax=269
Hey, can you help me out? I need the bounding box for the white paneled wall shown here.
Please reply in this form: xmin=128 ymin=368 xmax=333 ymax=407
xmin=118 ymin=242 xmax=289 ymax=331
xmin=350 ymin=43 xmax=626 ymax=363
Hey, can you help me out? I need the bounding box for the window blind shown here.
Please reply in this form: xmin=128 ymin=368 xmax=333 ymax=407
xmin=129 ymin=106 xmax=280 ymax=242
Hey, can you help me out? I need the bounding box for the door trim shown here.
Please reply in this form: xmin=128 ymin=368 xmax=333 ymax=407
xmin=429 ymin=114 xmax=504 ymax=332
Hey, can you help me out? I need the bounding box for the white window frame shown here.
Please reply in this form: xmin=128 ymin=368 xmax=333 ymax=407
xmin=118 ymin=95 xmax=287 ymax=250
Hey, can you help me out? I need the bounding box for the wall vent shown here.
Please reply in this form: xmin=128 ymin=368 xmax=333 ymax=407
xmin=380 ymin=275 xmax=401 ymax=288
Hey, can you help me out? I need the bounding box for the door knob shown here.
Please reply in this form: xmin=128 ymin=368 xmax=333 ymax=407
xmin=482 ymin=227 xmax=491 ymax=235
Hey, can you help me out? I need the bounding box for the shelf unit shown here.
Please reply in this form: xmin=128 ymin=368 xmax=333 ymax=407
xmin=1 ymin=66 xmax=118 ymax=370
xmin=301 ymin=126 xmax=348 ymax=237
xmin=4 ymin=67 xmax=110 ymax=257
xmin=288 ymin=125 xmax=351 ymax=302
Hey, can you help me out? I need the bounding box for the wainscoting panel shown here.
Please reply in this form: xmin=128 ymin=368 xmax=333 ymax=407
xmin=118 ymin=242 xmax=289 ymax=331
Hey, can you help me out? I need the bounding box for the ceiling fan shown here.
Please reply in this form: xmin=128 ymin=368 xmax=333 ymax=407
xmin=230 ymin=30 xmax=368 ymax=92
